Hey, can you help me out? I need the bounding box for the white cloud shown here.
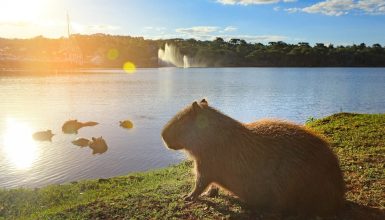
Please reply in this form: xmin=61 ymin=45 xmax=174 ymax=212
xmin=71 ymin=23 xmax=121 ymax=34
xmin=217 ymin=0 xmax=297 ymax=5
xmin=357 ymin=0 xmax=385 ymax=14
xmin=223 ymin=26 xmax=238 ymax=32
xmin=150 ymin=34 xmax=287 ymax=43
xmin=216 ymin=0 xmax=296 ymax=5
xmin=302 ymin=0 xmax=355 ymax=16
xmin=173 ymin=26 xmax=287 ymax=43
xmin=143 ymin=26 xmax=166 ymax=31
xmin=222 ymin=34 xmax=287 ymax=43
xmin=86 ymin=24 xmax=120 ymax=31
xmin=286 ymin=0 xmax=385 ymax=16
xmin=0 ymin=21 xmax=30 ymax=27
xmin=217 ymin=0 xmax=280 ymax=5
xmin=176 ymin=26 xmax=220 ymax=35
xmin=284 ymin=7 xmax=300 ymax=13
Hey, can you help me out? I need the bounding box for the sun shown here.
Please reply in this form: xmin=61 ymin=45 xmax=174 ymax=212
xmin=0 ymin=0 xmax=44 ymax=22
xmin=3 ymin=118 xmax=39 ymax=169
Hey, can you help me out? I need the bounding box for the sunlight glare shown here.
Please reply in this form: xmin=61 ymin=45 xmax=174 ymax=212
xmin=0 ymin=0 xmax=44 ymax=21
xmin=3 ymin=118 xmax=38 ymax=169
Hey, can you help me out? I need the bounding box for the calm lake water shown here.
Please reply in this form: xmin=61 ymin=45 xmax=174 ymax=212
xmin=1 ymin=68 xmax=384 ymax=188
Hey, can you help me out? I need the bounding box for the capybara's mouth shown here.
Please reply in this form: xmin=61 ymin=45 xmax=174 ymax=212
xmin=162 ymin=139 xmax=183 ymax=150
xmin=168 ymin=145 xmax=182 ymax=150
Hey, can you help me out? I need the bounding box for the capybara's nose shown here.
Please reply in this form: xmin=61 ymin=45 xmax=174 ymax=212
xmin=161 ymin=129 xmax=167 ymax=140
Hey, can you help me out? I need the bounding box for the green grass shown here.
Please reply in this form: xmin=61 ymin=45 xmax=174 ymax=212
xmin=0 ymin=113 xmax=384 ymax=219
xmin=306 ymin=113 xmax=385 ymax=209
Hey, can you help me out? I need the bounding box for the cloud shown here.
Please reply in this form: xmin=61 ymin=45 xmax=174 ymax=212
xmin=286 ymin=0 xmax=385 ymax=16
xmin=222 ymin=34 xmax=287 ymax=42
xmin=176 ymin=26 xmax=220 ymax=35
xmin=217 ymin=0 xmax=279 ymax=5
xmin=71 ymin=22 xmax=121 ymax=34
xmin=0 ymin=21 xmax=31 ymax=27
xmin=143 ymin=26 xmax=167 ymax=31
xmin=173 ymin=26 xmax=287 ymax=43
xmin=223 ymin=26 xmax=238 ymax=32
xmin=150 ymin=34 xmax=287 ymax=43
xmin=216 ymin=0 xmax=296 ymax=5
xmin=357 ymin=0 xmax=385 ymax=14
xmin=86 ymin=24 xmax=120 ymax=31
xmin=302 ymin=0 xmax=355 ymax=16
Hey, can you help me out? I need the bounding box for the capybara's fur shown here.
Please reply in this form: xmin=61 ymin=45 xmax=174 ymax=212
xmin=162 ymin=99 xmax=345 ymax=217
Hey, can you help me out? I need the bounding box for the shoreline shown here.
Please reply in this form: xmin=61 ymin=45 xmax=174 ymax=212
xmin=1 ymin=66 xmax=385 ymax=75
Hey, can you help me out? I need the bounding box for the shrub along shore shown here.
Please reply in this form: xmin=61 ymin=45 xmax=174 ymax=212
xmin=0 ymin=113 xmax=384 ymax=219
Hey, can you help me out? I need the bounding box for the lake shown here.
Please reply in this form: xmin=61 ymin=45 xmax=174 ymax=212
xmin=0 ymin=67 xmax=384 ymax=188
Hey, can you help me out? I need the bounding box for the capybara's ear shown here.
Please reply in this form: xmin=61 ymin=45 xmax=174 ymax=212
xmin=192 ymin=101 xmax=200 ymax=111
xmin=200 ymin=99 xmax=208 ymax=105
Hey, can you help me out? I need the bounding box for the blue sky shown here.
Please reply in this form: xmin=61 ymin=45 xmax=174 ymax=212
xmin=1 ymin=0 xmax=385 ymax=45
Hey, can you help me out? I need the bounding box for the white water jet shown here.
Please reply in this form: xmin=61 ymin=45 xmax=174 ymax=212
xmin=183 ymin=55 xmax=190 ymax=68
xmin=158 ymin=43 xmax=204 ymax=68
xmin=158 ymin=43 xmax=184 ymax=67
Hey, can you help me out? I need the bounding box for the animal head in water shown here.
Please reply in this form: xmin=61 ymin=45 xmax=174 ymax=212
xmin=119 ymin=120 xmax=134 ymax=129
xmin=71 ymin=137 xmax=90 ymax=147
xmin=162 ymin=99 xmax=209 ymax=150
xmin=32 ymin=129 xmax=55 ymax=142
xmin=62 ymin=119 xmax=81 ymax=134
xmin=89 ymin=136 xmax=108 ymax=154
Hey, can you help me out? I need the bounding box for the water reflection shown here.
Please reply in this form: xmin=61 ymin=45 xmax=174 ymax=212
xmin=3 ymin=118 xmax=38 ymax=169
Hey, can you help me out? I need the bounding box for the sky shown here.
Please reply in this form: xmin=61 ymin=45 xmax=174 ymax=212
xmin=0 ymin=0 xmax=385 ymax=45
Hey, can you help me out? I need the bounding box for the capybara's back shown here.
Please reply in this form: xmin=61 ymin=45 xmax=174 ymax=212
xmin=244 ymin=120 xmax=345 ymax=215
xmin=162 ymin=99 xmax=345 ymax=217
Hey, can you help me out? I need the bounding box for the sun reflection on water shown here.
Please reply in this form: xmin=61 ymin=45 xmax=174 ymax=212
xmin=3 ymin=118 xmax=38 ymax=170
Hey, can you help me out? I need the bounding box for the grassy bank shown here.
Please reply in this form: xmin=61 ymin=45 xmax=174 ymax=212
xmin=1 ymin=113 xmax=384 ymax=219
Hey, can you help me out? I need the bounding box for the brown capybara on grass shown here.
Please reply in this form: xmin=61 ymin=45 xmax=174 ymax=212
xmin=162 ymin=99 xmax=345 ymax=217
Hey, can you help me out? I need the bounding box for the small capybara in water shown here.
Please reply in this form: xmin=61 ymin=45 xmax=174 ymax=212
xmin=162 ymin=99 xmax=345 ymax=217
xmin=89 ymin=136 xmax=108 ymax=154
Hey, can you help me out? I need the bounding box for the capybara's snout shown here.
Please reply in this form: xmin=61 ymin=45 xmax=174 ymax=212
xmin=162 ymin=125 xmax=184 ymax=150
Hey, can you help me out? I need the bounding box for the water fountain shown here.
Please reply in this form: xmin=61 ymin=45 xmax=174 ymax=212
xmin=158 ymin=43 xmax=203 ymax=68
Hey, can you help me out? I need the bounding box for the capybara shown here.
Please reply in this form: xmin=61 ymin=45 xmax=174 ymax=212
xmin=62 ymin=120 xmax=98 ymax=134
xmin=89 ymin=136 xmax=108 ymax=154
xmin=71 ymin=137 xmax=90 ymax=147
xmin=32 ymin=130 xmax=54 ymax=142
xmin=162 ymin=99 xmax=345 ymax=217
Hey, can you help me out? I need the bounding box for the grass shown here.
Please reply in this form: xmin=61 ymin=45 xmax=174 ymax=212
xmin=0 ymin=113 xmax=384 ymax=219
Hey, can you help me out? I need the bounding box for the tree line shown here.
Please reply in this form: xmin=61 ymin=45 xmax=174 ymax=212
xmin=0 ymin=34 xmax=384 ymax=69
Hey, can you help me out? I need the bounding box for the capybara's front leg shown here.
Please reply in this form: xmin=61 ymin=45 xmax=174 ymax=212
xmin=184 ymin=174 xmax=210 ymax=201
xmin=203 ymin=185 xmax=219 ymax=197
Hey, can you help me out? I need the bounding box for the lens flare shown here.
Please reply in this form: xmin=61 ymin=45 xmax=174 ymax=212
xmin=123 ymin=61 xmax=136 ymax=74
xmin=107 ymin=48 xmax=119 ymax=60
xmin=3 ymin=118 xmax=38 ymax=169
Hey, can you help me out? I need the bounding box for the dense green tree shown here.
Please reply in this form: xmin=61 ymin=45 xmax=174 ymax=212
xmin=0 ymin=34 xmax=384 ymax=68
